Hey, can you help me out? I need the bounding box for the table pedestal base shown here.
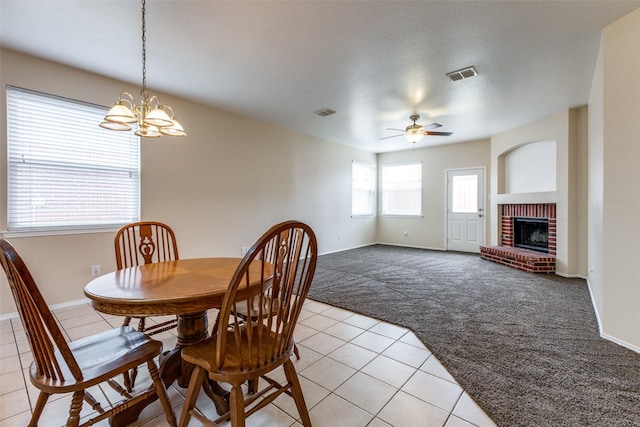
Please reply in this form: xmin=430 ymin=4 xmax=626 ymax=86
xmin=108 ymin=311 xmax=230 ymax=426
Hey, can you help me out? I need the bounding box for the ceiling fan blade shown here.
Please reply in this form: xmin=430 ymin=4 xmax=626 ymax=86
xmin=385 ymin=128 xmax=406 ymax=132
xmin=379 ymin=134 xmax=404 ymax=140
xmin=423 ymin=131 xmax=453 ymax=136
xmin=422 ymin=123 xmax=442 ymax=130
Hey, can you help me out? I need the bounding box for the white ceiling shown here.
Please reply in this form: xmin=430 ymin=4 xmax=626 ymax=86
xmin=2 ymin=1 xmax=639 ymax=153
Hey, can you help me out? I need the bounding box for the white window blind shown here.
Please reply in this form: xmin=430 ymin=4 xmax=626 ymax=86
xmin=6 ymin=86 xmax=140 ymax=232
xmin=352 ymin=161 xmax=376 ymax=216
xmin=381 ymin=162 xmax=422 ymax=216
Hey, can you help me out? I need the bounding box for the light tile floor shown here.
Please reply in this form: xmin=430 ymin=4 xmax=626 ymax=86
xmin=0 ymin=300 xmax=496 ymax=427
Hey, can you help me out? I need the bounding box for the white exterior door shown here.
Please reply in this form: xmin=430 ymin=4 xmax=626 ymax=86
xmin=447 ymin=168 xmax=485 ymax=253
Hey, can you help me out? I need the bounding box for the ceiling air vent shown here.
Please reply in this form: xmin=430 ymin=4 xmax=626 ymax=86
xmin=446 ymin=66 xmax=478 ymax=82
xmin=314 ymin=108 xmax=336 ymax=117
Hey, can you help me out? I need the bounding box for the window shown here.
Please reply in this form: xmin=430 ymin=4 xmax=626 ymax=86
xmin=6 ymin=86 xmax=140 ymax=233
xmin=381 ymin=162 xmax=422 ymax=216
xmin=352 ymin=161 xmax=376 ymax=216
xmin=451 ymin=174 xmax=478 ymax=213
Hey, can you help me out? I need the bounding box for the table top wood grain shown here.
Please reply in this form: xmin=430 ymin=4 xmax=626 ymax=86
xmin=84 ymin=257 xmax=264 ymax=317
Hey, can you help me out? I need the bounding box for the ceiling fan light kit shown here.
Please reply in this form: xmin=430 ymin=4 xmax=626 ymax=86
xmin=404 ymin=131 xmax=424 ymax=144
xmin=404 ymin=115 xmax=426 ymax=143
xmin=381 ymin=114 xmax=452 ymax=144
xmin=99 ymin=0 xmax=186 ymax=138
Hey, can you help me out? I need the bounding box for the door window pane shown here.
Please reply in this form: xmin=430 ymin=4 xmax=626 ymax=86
xmin=451 ymin=175 xmax=477 ymax=213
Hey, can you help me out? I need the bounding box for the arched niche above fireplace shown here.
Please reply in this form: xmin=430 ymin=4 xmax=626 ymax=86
xmin=499 ymin=140 xmax=557 ymax=194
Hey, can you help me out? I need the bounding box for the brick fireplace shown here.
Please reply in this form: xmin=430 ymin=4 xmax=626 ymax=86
xmin=480 ymin=203 xmax=556 ymax=273
xmin=500 ymin=203 xmax=556 ymax=255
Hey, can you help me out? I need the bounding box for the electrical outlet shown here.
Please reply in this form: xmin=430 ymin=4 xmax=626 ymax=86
xmin=241 ymin=246 xmax=248 ymax=255
xmin=91 ymin=264 xmax=101 ymax=276
xmin=403 ymin=230 xmax=408 ymax=236
xmin=338 ymin=233 xmax=342 ymax=240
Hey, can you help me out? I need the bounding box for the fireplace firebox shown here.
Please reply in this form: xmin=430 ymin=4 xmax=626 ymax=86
xmin=513 ymin=217 xmax=549 ymax=253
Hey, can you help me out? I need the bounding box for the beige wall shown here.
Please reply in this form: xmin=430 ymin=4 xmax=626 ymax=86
xmin=377 ymin=140 xmax=491 ymax=249
xmin=588 ymin=30 xmax=605 ymax=318
xmin=0 ymin=49 xmax=377 ymax=314
xmin=490 ymin=108 xmax=588 ymax=277
xmin=589 ymin=8 xmax=640 ymax=350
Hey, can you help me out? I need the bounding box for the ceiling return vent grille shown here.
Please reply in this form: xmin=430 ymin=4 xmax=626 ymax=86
xmin=446 ymin=66 xmax=478 ymax=82
xmin=314 ymin=108 xmax=336 ymax=117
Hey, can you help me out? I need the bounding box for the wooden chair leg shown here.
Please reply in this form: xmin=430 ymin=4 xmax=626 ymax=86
xmin=66 ymin=391 xmax=84 ymax=427
xmin=148 ymin=360 xmax=177 ymax=427
xmin=247 ymin=378 xmax=258 ymax=394
xmin=129 ymin=366 xmax=139 ymax=390
xmin=123 ymin=370 xmax=133 ymax=392
xmin=120 ymin=316 xmax=139 ymax=392
xmin=293 ymin=343 xmax=300 ymax=360
xmin=179 ymin=366 xmax=206 ymax=427
xmin=229 ymin=383 xmax=246 ymax=427
xmin=283 ymin=360 xmax=311 ymax=426
xmin=29 ymin=392 xmax=50 ymax=427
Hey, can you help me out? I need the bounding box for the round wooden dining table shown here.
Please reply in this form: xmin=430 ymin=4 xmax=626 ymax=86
xmin=84 ymin=257 xmax=268 ymax=426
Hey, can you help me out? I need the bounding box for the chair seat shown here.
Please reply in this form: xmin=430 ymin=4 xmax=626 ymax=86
xmin=182 ymin=325 xmax=294 ymax=378
xmin=32 ymin=326 xmax=163 ymax=393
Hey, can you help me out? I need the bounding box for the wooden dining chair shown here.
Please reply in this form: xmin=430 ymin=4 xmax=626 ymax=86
xmin=233 ymin=226 xmax=302 ymax=361
xmin=0 ymin=239 xmax=177 ymax=427
xmin=178 ymin=220 xmax=317 ymax=427
xmin=115 ymin=220 xmax=179 ymax=390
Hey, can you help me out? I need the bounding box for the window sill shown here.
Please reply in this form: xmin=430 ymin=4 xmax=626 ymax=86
xmin=380 ymin=215 xmax=424 ymax=219
xmin=2 ymin=226 xmax=123 ymax=238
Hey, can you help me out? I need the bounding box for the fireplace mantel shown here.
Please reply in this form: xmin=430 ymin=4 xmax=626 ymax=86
xmin=492 ymin=191 xmax=556 ymax=205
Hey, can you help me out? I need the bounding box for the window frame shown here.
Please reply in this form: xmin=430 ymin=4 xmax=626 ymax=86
xmin=351 ymin=160 xmax=377 ymax=218
xmin=380 ymin=161 xmax=423 ymax=217
xmin=4 ymin=86 xmax=141 ymax=237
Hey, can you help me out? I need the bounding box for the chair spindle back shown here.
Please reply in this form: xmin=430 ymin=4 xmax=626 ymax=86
xmin=215 ymin=221 xmax=317 ymax=372
xmin=115 ymin=221 xmax=179 ymax=269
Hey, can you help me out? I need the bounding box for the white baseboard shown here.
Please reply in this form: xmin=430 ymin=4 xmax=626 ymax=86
xmin=375 ymin=242 xmax=447 ymax=252
xmin=319 ymin=242 xmax=376 ymax=256
xmin=600 ymin=332 xmax=640 ymax=354
xmin=586 ymin=278 xmax=640 ymax=355
xmin=0 ymin=298 xmax=90 ymax=322
xmin=555 ymin=271 xmax=587 ymax=279
xmin=585 ymin=277 xmax=604 ymax=332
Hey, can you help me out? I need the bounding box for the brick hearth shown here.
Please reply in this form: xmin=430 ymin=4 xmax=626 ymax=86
xmin=480 ymin=245 xmax=555 ymax=273
xmin=481 ymin=203 xmax=556 ymax=273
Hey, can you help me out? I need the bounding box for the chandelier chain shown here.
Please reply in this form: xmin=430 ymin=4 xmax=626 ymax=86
xmin=100 ymin=0 xmax=186 ymax=137
xmin=141 ymin=0 xmax=147 ymax=99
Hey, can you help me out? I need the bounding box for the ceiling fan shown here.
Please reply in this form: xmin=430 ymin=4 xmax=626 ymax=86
xmin=381 ymin=114 xmax=452 ymax=144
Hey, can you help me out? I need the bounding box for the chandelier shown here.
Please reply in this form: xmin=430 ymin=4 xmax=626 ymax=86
xmin=99 ymin=0 xmax=186 ymax=138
